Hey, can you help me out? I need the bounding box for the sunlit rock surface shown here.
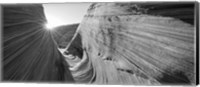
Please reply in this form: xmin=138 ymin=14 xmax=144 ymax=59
xmin=3 ymin=5 xmax=74 ymax=82
xmin=67 ymin=3 xmax=195 ymax=84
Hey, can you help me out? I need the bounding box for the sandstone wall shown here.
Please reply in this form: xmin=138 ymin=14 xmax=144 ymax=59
xmin=68 ymin=3 xmax=195 ymax=84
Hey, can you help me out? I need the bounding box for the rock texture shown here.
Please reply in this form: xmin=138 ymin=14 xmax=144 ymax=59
xmin=66 ymin=3 xmax=195 ymax=85
xmin=2 ymin=3 xmax=195 ymax=85
xmin=3 ymin=5 xmax=74 ymax=82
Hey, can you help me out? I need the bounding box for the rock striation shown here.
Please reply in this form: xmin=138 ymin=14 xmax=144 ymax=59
xmin=67 ymin=3 xmax=195 ymax=84
xmin=2 ymin=3 xmax=196 ymax=85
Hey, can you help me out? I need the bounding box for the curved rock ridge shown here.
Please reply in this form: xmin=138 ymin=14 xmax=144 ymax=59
xmin=67 ymin=3 xmax=195 ymax=84
xmin=3 ymin=4 xmax=74 ymax=82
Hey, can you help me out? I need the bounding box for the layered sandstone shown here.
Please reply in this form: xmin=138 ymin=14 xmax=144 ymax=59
xmin=67 ymin=3 xmax=195 ymax=84
xmin=2 ymin=3 xmax=195 ymax=85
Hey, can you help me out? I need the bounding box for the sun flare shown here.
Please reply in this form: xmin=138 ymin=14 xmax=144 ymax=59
xmin=45 ymin=15 xmax=66 ymax=30
xmin=45 ymin=23 xmax=54 ymax=30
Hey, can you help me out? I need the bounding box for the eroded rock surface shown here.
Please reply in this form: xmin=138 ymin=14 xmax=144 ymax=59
xmin=2 ymin=3 xmax=195 ymax=85
xmin=67 ymin=3 xmax=195 ymax=84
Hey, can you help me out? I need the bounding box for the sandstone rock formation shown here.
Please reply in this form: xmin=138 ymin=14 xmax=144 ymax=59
xmin=3 ymin=5 xmax=74 ymax=82
xmin=66 ymin=3 xmax=195 ymax=84
xmin=2 ymin=2 xmax=196 ymax=85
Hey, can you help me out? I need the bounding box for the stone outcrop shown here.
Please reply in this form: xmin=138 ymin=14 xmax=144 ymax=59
xmin=3 ymin=4 xmax=74 ymax=82
xmin=2 ymin=2 xmax=196 ymax=85
xmin=67 ymin=3 xmax=195 ymax=84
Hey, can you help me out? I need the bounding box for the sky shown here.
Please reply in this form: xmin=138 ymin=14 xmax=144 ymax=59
xmin=43 ymin=3 xmax=91 ymax=28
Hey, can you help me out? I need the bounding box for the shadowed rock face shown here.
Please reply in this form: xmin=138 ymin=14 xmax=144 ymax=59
xmin=67 ymin=3 xmax=195 ymax=84
xmin=52 ymin=24 xmax=83 ymax=59
xmin=3 ymin=5 xmax=74 ymax=82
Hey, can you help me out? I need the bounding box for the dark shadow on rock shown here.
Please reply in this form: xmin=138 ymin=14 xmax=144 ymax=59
xmin=67 ymin=33 xmax=83 ymax=59
xmin=140 ymin=3 xmax=195 ymax=25
xmin=158 ymin=71 xmax=191 ymax=85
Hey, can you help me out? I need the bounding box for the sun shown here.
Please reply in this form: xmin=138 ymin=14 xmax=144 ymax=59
xmin=44 ymin=15 xmax=66 ymax=30
xmin=45 ymin=23 xmax=55 ymax=30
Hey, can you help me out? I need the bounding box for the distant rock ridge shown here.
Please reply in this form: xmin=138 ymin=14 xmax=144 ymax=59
xmin=53 ymin=23 xmax=79 ymax=48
